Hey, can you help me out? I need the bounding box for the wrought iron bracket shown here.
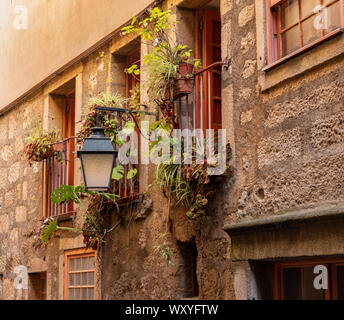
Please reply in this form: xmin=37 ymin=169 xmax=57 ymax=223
xmin=94 ymin=106 xmax=154 ymax=140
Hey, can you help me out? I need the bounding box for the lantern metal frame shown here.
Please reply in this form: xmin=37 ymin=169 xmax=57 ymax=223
xmin=77 ymin=107 xmax=154 ymax=192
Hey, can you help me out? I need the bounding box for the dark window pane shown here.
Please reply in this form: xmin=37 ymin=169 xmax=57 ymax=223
xmin=69 ymin=274 xmax=74 ymax=286
xmin=212 ymin=21 xmax=221 ymax=44
xmin=283 ymin=268 xmax=302 ymax=300
xmin=81 ymin=288 xmax=87 ymax=300
xmin=88 ymin=272 xmax=95 ymax=286
xmin=69 ymin=288 xmax=74 ymax=300
xmin=212 ymin=47 xmax=221 ymax=64
xmin=303 ymin=267 xmax=326 ymax=300
xmin=75 ymin=288 xmax=80 ymax=300
xmin=69 ymin=259 xmax=74 ymax=271
xmin=213 ymin=100 xmax=222 ymax=124
xmin=335 ymin=266 xmax=344 ymax=300
xmin=75 ymin=258 xmax=81 ymax=271
xmin=82 ymin=272 xmax=87 ymax=286
xmin=213 ymin=74 xmax=221 ymax=98
xmin=82 ymin=257 xmax=88 ymax=271
xmin=88 ymin=288 xmax=94 ymax=300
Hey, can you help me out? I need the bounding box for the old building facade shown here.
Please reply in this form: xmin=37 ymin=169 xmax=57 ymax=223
xmin=1 ymin=0 xmax=344 ymax=300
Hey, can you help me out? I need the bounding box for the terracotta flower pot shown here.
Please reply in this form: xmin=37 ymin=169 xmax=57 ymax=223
xmin=173 ymin=77 xmax=194 ymax=98
xmin=178 ymin=62 xmax=194 ymax=77
xmin=173 ymin=62 xmax=194 ymax=98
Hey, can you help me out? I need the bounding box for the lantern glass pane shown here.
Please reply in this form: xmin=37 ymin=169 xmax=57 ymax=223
xmin=81 ymin=153 xmax=114 ymax=190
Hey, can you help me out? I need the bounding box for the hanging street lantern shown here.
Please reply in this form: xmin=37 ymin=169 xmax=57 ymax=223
xmin=77 ymin=127 xmax=117 ymax=192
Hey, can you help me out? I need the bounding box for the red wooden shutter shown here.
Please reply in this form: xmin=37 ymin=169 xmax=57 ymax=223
xmin=202 ymin=10 xmax=222 ymax=131
xmin=64 ymin=95 xmax=75 ymax=212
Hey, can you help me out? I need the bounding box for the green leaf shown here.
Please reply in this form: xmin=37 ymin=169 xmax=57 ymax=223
xmin=40 ymin=220 xmax=58 ymax=245
xmin=112 ymin=165 xmax=125 ymax=180
xmin=51 ymin=185 xmax=75 ymax=204
xmin=127 ymin=168 xmax=137 ymax=179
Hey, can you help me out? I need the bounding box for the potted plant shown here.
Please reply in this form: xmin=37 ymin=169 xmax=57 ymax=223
xmin=122 ymin=8 xmax=200 ymax=107
xmin=173 ymin=60 xmax=195 ymax=98
xmin=24 ymin=119 xmax=63 ymax=165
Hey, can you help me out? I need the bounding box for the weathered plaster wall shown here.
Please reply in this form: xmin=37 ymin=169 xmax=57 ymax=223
xmin=0 ymin=0 xmax=154 ymax=112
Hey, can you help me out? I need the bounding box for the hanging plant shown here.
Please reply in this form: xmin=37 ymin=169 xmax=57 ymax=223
xmin=38 ymin=185 xmax=120 ymax=250
xmin=156 ymin=140 xmax=233 ymax=222
xmin=122 ymin=7 xmax=201 ymax=125
xmin=24 ymin=119 xmax=64 ymax=165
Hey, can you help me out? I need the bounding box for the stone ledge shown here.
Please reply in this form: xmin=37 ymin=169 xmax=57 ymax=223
xmin=223 ymin=203 xmax=344 ymax=235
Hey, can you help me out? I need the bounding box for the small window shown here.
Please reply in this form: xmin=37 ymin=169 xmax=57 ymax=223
xmin=65 ymin=249 xmax=96 ymax=300
xmin=29 ymin=272 xmax=47 ymax=300
xmin=274 ymin=258 xmax=344 ymax=300
xmin=266 ymin=0 xmax=344 ymax=64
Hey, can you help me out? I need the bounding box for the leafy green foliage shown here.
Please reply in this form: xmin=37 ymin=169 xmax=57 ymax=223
xmin=24 ymin=118 xmax=63 ymax=165
xmin=43 ymin=185 xmax=120 ymax=250
xmin=154 ymin=233 xmax=174 ymax=265
xmin=112 ymin=165 xmax=125 ymax=180
xmin=88 ymin=92 xmax=126 ymax=109
xmin=127 ymin=168 xmax=137 ymax=179
xmin=40 ymin=219 xmax=58 ymax=245
xmin=155 ymin=139 xmax=233 ymax=222
xmin=121 ymin=7 xmax=200 ymax=118
xmin=51 ymin=185 xmax=85 ymax=204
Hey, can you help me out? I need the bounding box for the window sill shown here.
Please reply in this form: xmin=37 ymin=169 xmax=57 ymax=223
xmin=259 ymin=28 xmax=344 ymax=92
xmin=263 ymin=28 xmax=344 ymax=72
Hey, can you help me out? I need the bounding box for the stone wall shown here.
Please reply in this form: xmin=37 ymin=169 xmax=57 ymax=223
xmin=221 ymin=0 xmax=344 ymax=223
xmin=1 ymin=0 xmax=344 ymax=301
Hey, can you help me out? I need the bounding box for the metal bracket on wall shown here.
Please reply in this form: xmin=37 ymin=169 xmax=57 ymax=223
xmin=94 ymin=106 xmax=155 ymax=140
xmin=224 ymin=58 xmax=231 ymax=70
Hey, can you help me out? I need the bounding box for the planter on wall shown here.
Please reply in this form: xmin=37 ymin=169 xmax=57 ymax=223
xmin=164 ymin=63 xmax=195 ymax=100
xmin=173 ymin=62 xmax=194 ymax=98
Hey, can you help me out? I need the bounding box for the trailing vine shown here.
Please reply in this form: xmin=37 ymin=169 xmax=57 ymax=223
xmin=39 ymin=185 xmax=120 ymax=250
xmin=156 ymin=140 xmax=233 ymax=223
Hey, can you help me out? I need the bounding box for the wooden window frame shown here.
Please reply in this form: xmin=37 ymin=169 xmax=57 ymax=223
xmin=274 ymin=257 xmax=344 ymax=300
xmin=195 ymin=8 xmax=222 ymax=132
xmin=265 ymin=0 xmax=344 ymax=68
xmin=64 ymin=248 xmax=97 ymax=300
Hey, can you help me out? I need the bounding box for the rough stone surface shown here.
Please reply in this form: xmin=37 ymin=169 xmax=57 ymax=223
xmin=240 ymin=110 xmax=253 ymax=125
xmin=257 ymin=128 xmax=302 ymax=169
xmin=238 ymin=4 xmax=254 ymax=27
xmin=15 ymin=206 xmax=27 ymax=223
xmin=242 ymin=60 xmax=256 ymax=79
